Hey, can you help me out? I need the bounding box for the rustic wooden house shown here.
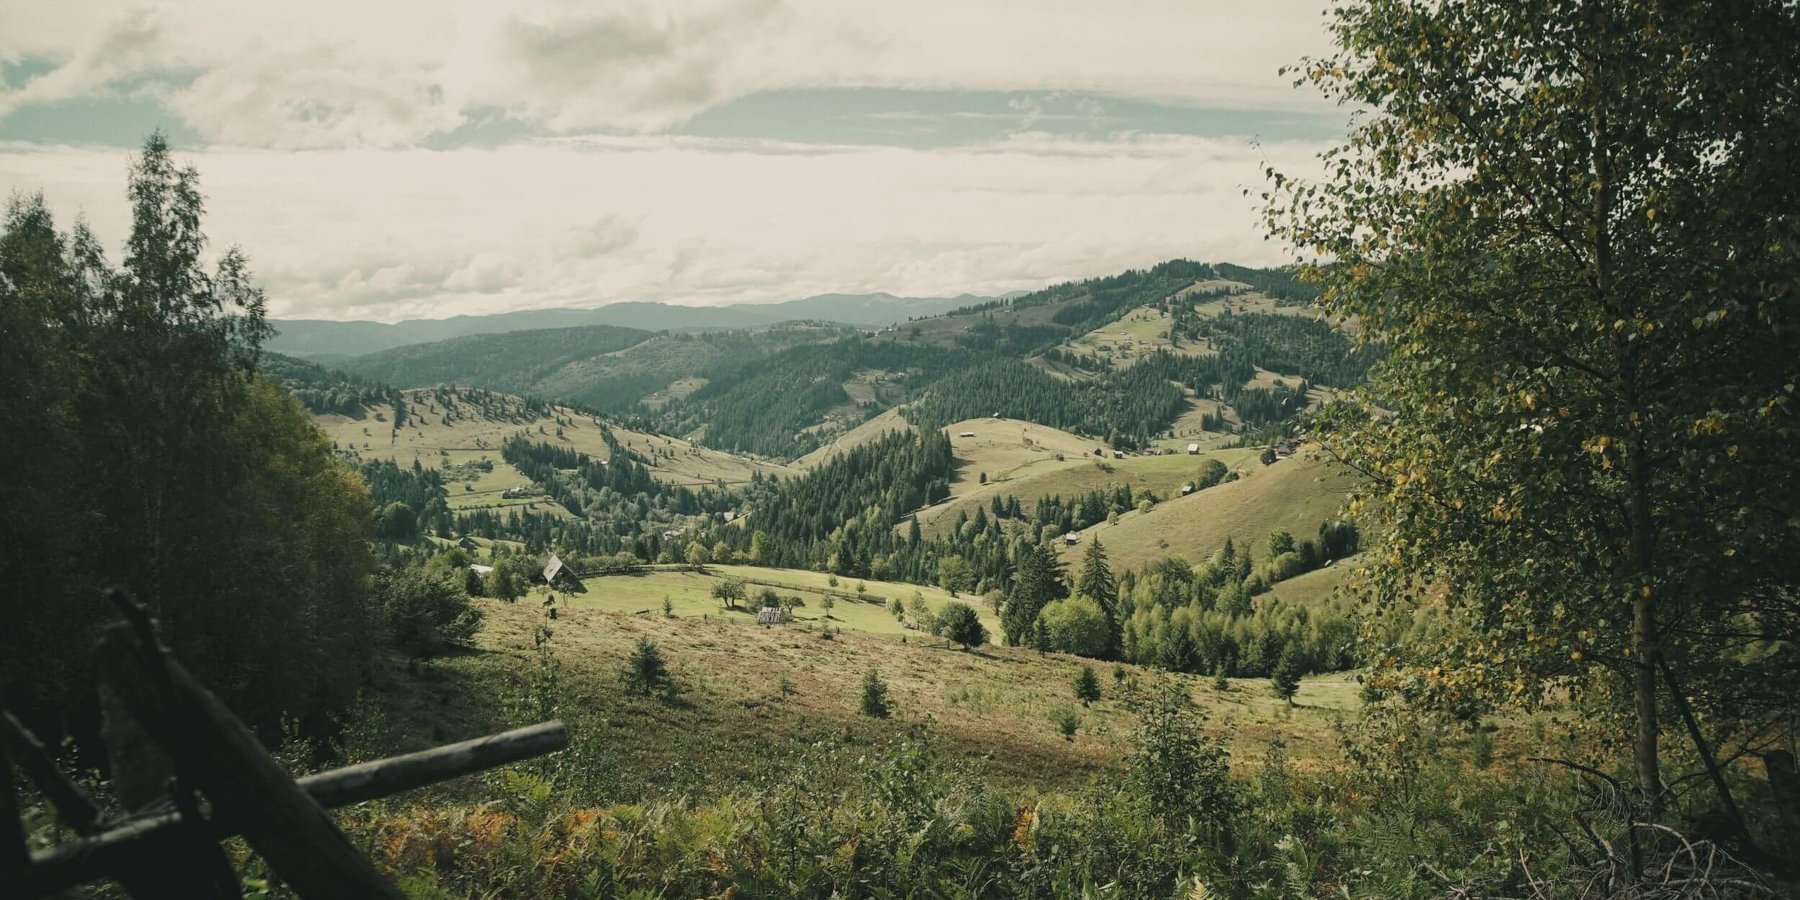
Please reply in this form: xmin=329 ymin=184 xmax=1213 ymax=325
xmin=540 ymin=554 xmax=579 ymax=589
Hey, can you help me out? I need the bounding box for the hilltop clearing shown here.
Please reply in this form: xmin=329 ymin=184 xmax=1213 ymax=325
xmin=569 ymin=564 xmax=1002 ymax=643
xmin=792 ymin=406 xmax=916 ymax=469
xmin=316 ymin=387 xmax=795 ymax=488
xmin=1060 ymin=449 xmax=1362 ymax=572
xmin=914 ymin=444 xmax=1262 ymax=535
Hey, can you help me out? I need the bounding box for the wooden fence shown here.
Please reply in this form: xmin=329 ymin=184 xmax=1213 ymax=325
xmin=1 ymin=590 xmax=566 ymax=897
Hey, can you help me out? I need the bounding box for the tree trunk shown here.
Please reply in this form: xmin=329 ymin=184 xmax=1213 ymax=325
xmin=1630 ymin=583 xmax=1661 ymax=813
xmin=1764 ymin=750 xmax=1800 ymax=865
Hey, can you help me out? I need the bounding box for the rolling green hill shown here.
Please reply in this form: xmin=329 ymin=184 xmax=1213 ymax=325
xmin=1060 ymin=448 xmax=1361 ymax=573
xmin=267 ymin=291 xmax=998 ymax=358
xmin=340 ymin=323 xmax=852 ymax=414
xmin=343 ymin=324 xmax=654 ymax=393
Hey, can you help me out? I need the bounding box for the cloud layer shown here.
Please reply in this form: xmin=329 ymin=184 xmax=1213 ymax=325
xmin=0 ymin=1 xmax=1339 ymax=319
xmin=0 ymin=133 xmax=1325 ymax=319
xmin=2 ymin=0 xmax=1336 ymax=149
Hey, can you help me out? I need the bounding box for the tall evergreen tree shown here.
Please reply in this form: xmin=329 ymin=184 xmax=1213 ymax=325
xmin=1002 ymin=540 xmax=1065 ymax=645
xmin=1076 ymin=537 xmax=1120 ymax=656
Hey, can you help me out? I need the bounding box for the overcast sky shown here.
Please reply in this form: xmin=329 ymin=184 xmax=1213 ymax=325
xmin=0 ymin=0 xmax=1343 ymax=321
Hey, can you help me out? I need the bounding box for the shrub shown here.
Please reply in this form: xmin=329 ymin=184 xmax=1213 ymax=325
xmin=624 ymin=637 xmax=674 ymax=698
xmin=1127 ymin=679 xmax=1238 ymax=828
xmin=937 ymin=601 xmax=988 ymax=649
xmin=1050 ymin=705 xmax=1079 ymax=740
xmin=378 ymin=559 xmax=481 ymax=657
xmin=1074 ymin=665 xmax=1102 ymax=705
xmin=860 ymin=669 xmax=892 ymax=718
xmin=1038 ymin=596 xmax=1112 ymax=658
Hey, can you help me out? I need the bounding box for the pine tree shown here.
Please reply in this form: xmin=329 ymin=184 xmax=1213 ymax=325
xmin=860 ymin=669 xmax=892 ymax=718
xmin=1076 ymin=537 xmax=1120 ymax=655
xmin=1270 ymin=646 xmax=1301 ymax=706
xmin=625 ymin=637 xmax=674 ymax=698
xmin=1074 ymin=665 xmax=1102 ymax=706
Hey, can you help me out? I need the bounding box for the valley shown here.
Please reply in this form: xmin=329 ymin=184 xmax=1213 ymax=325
xmin=9 ymin=10 xmax=1794 ymax=894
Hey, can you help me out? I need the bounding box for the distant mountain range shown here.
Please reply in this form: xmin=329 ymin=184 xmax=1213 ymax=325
xmin=268 ymin=292 xmax=1004 ymax=360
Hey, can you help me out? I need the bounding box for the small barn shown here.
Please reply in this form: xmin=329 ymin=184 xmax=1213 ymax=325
xmin=1062 ymin=532 xmax=1081 ymax=546
xmin=470 ymin=564 xmax=494 ymax=576
xmin=1186 ymin=442 xmax=1200 ymax=455
xmin=958 ymin=431 xmax=976 ymax=438
xmin=1180 ymin=484 xmax=1195 ymax=495
xmin=756 ymin=607 xmax=789 ymax=626
xmin=540 ymin=554 xmax=579 ymax=589
xmin=455 ymin=535 xmax=479 ymax=551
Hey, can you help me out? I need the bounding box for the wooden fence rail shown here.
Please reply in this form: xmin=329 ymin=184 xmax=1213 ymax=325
xmin=1 ymin=591 xmax=567 ymax=898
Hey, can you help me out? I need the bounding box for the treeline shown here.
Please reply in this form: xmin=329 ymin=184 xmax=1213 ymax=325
xmin=1115 ymin=522 xmax=1361 ymax=677
xmin=707 ymin=429 xmax=953 ymax=572
xmin=261 ymin=352 xmax=403 ymax=418
xmin=485 ymin=436 xmax=746 ymax=554
xmin=1181 ymin=310 xmax=1372 ymax=387
xmin=1 ymin=137 xmax=378 ymax=739
xmin=341 ymin=323 xmax=653 ymax=393
xmin=1210 ymin=262 xmax=1321 ymax=304
xmin=908 ymin=359 xmax=1186 ymax=449
xmin=361 ymin=459 xmax=451 ymax=539
xmin=656 ymin=339 xmax=968 ymax=457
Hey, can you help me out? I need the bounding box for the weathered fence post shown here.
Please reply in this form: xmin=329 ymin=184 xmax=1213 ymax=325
xmin=96 ymin=619 xmax=407 ymax=899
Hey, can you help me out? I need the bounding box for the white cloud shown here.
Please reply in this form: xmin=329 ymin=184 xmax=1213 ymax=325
xmin=0 ymin=9 xmax=166 ymax=117
xmin=1 ymin=0 xmax=1336 ymax=148
xmin=0 ymin=133 xmax=1324 ymax=320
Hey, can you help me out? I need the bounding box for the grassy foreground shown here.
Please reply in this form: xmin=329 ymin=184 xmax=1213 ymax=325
xmin=334 ymin=591 xmax=1571 ymax=899
xmin=367 ymin=591 xmax=1366 ymax=804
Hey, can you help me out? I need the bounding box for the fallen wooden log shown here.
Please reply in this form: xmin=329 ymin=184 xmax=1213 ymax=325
xmin=16 ymin=721 xmax=567 ymax=896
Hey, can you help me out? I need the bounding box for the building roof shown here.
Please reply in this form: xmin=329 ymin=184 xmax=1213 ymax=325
xmin=542 ymin=554 xmax=566 ymax=584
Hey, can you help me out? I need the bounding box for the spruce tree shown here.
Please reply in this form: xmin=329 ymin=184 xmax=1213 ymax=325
xmin=1076 ymin=537 xmax=1120 ymax=656
xmin=1074 ymin=665 xmax=1102 ymax=706
xmin=860 ymin=669 xmax=892 ymax=718
xmin=1270 ymin=647 xmax=1301 ymax=706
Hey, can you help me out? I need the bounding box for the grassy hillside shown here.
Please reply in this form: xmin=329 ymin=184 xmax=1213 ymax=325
xmin=1061 ymin=449 xmax=1362 ymax=572
xmin=572 ymin=564 xmax=1003 ymax=642
xmin=792 ymin=406 xmax=916 ymax=469
xmin=1259 ymin=558 xmax=1356 ymax=610
xmin=940 ymin=417 xmax=1106 ymax=493
xmin=317 ymin=388 xmax=796 ymax=488
xmin=343 ymin=325 xmax=654 ymax=392
xmin=916 ymin=444 xmax=1262 ymax=534
xmin=369 ymin=590 xmax=1367 ymax=802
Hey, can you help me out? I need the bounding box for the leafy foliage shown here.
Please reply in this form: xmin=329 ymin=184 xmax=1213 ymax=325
xmin=0 ymin=136 xmax=376 ymax=734
xmin=1265 ymin=0 xmax=1800 ymax=825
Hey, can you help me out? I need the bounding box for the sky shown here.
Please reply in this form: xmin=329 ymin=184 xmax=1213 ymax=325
xmin=0 ymin=0 xmax=1345 ymax=321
